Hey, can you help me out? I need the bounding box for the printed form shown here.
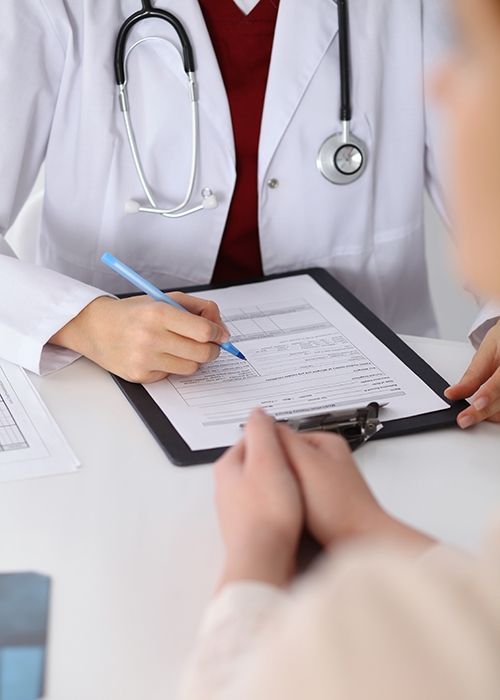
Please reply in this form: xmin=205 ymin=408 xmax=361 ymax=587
xmin=0 ymin=359 xmax=79 ymax=482
xmin=145 ymin=275 xmax=448 ymax=450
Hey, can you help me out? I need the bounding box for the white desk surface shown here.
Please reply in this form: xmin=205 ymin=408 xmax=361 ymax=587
xmin=1 ymin=336 xmax=499 ymax=700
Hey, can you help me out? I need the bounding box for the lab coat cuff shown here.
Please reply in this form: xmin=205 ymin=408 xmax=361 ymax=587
xmin=20 ymin=290 xmax=115 ymax=375
xmin=38 ymin=344 xmax=82 ymax=375
xmin=469 ymin=299 xmax=500 ymax=349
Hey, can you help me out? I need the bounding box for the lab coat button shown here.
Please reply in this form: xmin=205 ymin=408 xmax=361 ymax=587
xmin=267 ymin=178 xmax=279 ymax=189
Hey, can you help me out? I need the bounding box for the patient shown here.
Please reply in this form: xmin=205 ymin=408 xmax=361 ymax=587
xmin=176 ymin=0 xmax=500 ymax=697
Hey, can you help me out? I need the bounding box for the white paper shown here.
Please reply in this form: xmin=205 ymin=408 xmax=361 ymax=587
xmin=0 ymin=359 xmax=80 ymax=482
xmin=145 ymin=276 xmax=448 ymax=450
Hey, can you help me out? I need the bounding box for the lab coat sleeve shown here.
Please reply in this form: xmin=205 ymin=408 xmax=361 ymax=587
xmin=0 ymin=1 xmax=113 ymax=374
xmin=0 ymin=255 xmax=113 ymax=375
xmin=422 ymin=0 xmax=500 ymax=344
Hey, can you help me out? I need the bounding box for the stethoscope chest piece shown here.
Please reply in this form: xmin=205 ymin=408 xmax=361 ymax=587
xmin=317 ymin=126 xmax=367 ymax=185
xmin=317 ymin=0 xmax=368 ymax=186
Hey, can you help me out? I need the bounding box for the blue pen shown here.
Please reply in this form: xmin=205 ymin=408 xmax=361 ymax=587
xmin=101 ymin=252 xmax=246 ymax=361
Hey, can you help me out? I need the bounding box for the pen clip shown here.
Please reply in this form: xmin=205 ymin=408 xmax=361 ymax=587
xmin=277 ymin=402 xmax=383 ymax=451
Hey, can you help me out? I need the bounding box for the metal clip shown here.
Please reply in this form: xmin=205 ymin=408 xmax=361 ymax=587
xmin=277 ymin=402 xmax=383 ymax=451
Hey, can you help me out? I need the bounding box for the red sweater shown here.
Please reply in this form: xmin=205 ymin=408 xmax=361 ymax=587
xmin=198 ymin=0 xmax=280 ymax=283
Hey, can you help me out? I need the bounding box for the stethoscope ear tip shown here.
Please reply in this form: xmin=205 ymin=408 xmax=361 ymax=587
xmin=125 ymin=200 xmax=141 ymax=215
xmin=202 ymin=193 xmax=218 ymax=210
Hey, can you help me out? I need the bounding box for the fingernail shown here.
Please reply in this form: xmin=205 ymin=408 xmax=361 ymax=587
xmin=473 ymin=396 xmax=489 ymax=412
xmin=221 ymin=322 xmax=230 ymax=335
xmin=458 ymin=415 xmax=475 ymax=429
xmin=220 ymin=332 xmax=230 ymax=343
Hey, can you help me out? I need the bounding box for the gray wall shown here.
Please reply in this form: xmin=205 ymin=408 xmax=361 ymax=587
xmin=424 ymin=194 xmax=477 ymax=341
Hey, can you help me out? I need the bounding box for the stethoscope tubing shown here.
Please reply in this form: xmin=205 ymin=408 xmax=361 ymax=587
xmin=119 ymin=37 xmax=200 ymax=215
xmin=337 ymin=0 xmax=352 ymax=123
xmin=114 ymin=0 xmax=367 ymax=218
xmin=114 ymin=0 xmax=195 ymax=85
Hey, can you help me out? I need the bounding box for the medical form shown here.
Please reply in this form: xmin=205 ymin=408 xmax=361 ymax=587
xmin=144 ymin=275 xmax=448 ymax=451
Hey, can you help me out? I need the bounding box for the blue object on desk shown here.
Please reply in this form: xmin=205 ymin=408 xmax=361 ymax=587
xmin=101 ymin=253 xmax=245 ymax=361
xmin=0 ymin=572 xmax=50 ymax=700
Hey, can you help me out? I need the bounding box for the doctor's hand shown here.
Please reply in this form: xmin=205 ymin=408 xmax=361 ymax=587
xmin=445 ymin=320 xmax=500 ymax=428
xmin=215 ymin=409 xmax=304 ymax=589
xmin=49 ymin=293 xmax=229 ymax=383
xmin=277 ymin=426 xmax=435 ymax=555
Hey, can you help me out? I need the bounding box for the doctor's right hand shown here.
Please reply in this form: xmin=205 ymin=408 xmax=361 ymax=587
xmin=48 ymin=293 xmax=229 ymax=383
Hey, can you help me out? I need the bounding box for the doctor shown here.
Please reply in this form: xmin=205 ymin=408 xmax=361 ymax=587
xmin=0 ymin=0 xmax=499 ymax=427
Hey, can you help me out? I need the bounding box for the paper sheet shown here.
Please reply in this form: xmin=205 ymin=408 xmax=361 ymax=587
xmin=0 ymin=359 xmax=80 ymax=482
xmin=145 ymin=275 xmax=448 ymax=450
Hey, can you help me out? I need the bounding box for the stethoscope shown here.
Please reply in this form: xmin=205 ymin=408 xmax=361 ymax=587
xmin=115 ymin=0 xmax=218 ymax=218
xmin=114 ymin=0 xmax=367 ymax=220
xmin=317 ymin=0 xmax=367 ymax=185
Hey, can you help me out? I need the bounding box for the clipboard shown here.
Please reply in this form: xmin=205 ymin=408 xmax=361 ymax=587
xmin=112 ymin=268 xmax=469 ymax=466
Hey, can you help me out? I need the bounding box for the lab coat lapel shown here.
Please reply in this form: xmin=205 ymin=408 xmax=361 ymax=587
xmin=259 ymin=0 xmax=338 ymax=184
xmin=130 ymin=0 xmax=235 ymax=165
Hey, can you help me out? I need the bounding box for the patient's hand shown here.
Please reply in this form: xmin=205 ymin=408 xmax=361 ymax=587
xmin=445 ymin=319 xmax=500 ymax=427
xmin=214 ymin=409 xmax=304 ymax=588
xmin=277 ymin=426 xmax=435 ymax=554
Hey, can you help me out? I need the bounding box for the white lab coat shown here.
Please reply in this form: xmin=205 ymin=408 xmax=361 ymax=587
xmin=0 ymin=0 xmax=487 ymax=374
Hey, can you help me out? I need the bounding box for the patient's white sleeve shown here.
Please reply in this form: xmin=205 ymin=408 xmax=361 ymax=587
xmin=176 ymin=535 xmax=500 ymax=700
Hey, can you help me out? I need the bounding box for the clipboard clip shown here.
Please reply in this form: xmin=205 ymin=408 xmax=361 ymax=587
xmin=277 ymin=402 xmax=383 ymax=451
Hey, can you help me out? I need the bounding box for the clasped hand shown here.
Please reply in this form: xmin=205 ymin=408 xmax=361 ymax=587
xmin=215 ymin=409 xmax=434 ymax=589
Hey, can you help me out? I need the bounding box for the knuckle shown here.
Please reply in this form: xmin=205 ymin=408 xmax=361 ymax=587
xmin=124 ymin=367 xmax=148 ymax=384
xmin=197 ymin=322 xmax=217 ymax=344
xmin=326 ymin=432 xmax=350 ymax=451
xmin=205 ymin=300 xmax=220 ymax=317
xmin=134 ymin=328 xmax=155 ymax=347
xmin=180 ymin=360 xmax=200 ymax=376
xmin=198 ymin=343 xmax=219 ymax=363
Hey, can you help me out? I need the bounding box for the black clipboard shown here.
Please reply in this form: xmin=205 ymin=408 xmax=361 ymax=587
xmin=112 ymin=268 xmax=469 ymax=466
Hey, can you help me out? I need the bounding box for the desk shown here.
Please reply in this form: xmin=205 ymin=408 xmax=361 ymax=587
xmin=0 ymin=337 xmax=499 ymax=700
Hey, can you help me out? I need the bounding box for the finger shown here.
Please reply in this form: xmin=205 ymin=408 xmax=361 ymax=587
xmin=293 ymin=429 xmax=350 ymax=454
xmin=137 ymin=353 xmax=200 ymax=380
xmin=244 ymin=408 xmax=288 ymax=472
xmin=156 ymin=303 xmax=230 ymax=345
xmin=456 ymin=400 xmax=500 ymax=428
xmin=455 ymin=370 xmax=500 ymax=427
xmin=277 ymin=424 xmax=349 ymax=459
xmin=168 ymin=293 xmax=228 ymax=333
xmin=157 ymin=331 xmax=221 ymax=366
xmin=214 ymin=439 xmax=246 ymax=480
xmin=444 ymin=344 xmax=497 ymax=401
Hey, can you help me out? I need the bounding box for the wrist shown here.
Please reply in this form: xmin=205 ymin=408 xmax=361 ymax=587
xmin=219 ymin=530 xmax=298 ymax=589
xmin=331 ymin=509 xmax=436 ymax=555
xmin=49 ymin=296 xmax=114 ymax=354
